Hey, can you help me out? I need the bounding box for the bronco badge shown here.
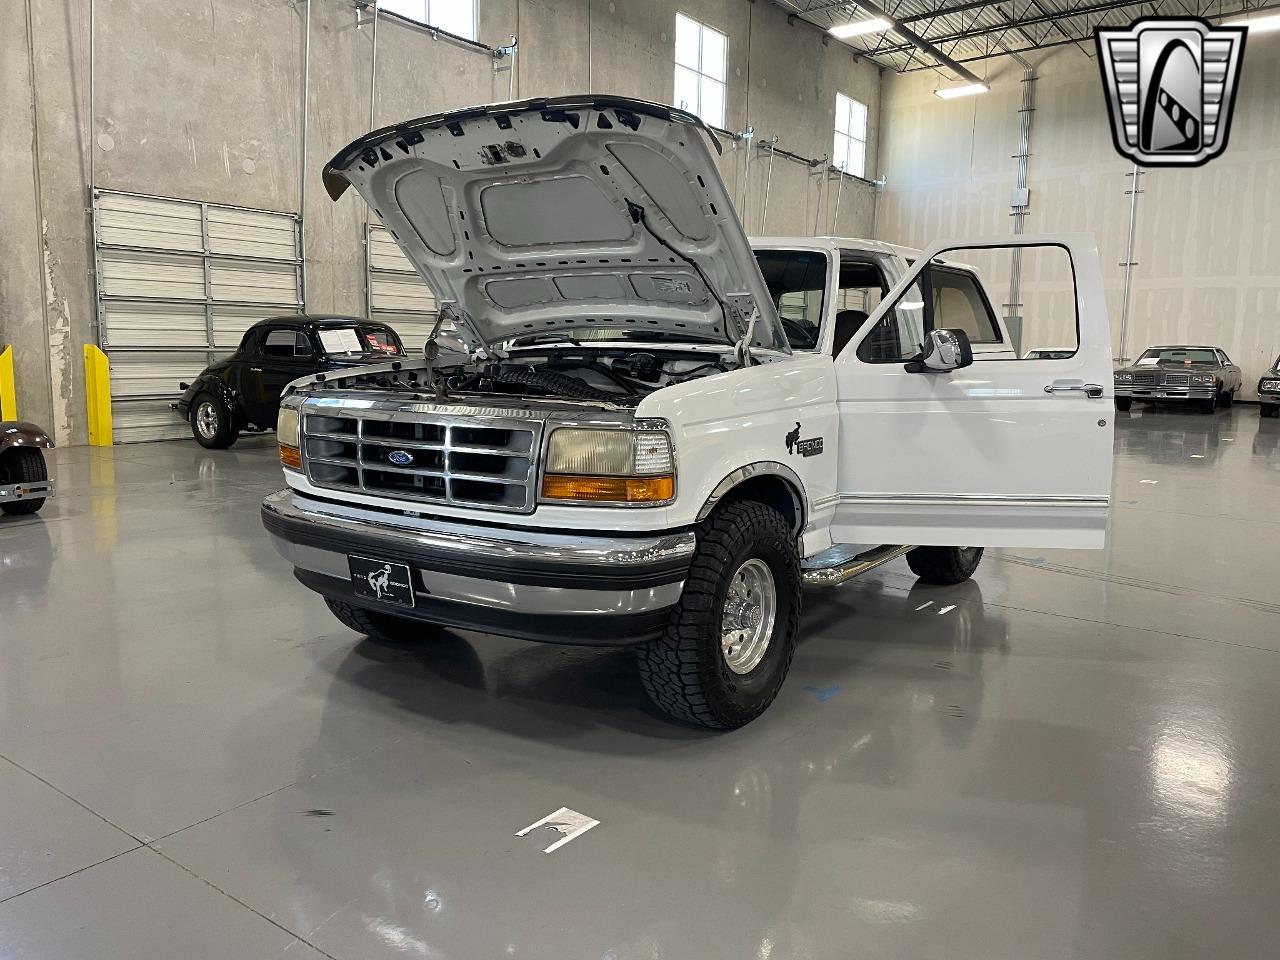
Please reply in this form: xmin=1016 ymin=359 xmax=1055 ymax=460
xmin=785 ymin=421 xmax=823 ymax=458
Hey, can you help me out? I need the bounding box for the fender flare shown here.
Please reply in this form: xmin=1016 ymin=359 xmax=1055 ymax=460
xmin=190 ymin=374 xmax=240 ymax=413
xmin=0 ymin=421 xmax=55 ymax=453
xmin=695 ymin=461 xmax=807 ymax=535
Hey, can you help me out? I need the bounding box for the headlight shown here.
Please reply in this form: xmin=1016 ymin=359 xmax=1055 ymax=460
xmin=1261 ymin=379 xmax=1280 ymax=392
xmin=1115 ymin=372 xmax=1132 ymax=382
xmin=277 ymin=406 xmax=301 ymax=470
xmin=1192 ymin=374 xmax=1217 ymax=385
xmin=541 ymin=427 xmax=675 ymax=504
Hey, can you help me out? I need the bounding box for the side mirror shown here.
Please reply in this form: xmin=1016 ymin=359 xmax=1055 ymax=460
xmin=905 ymin=328 xmax=973 ymax=373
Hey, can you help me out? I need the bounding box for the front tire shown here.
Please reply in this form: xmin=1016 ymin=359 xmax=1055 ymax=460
xmin=1261 ymin=403 xmax=1279 ymax=418
xmin=0 ymin=448 xmax=48 ymax=515
xmin=1198 ymin=397 xmax=1217 ymax=415
xmin=637 ymin=501 xmax=801 ymax=729
xmin=190 ymin=395 xmax=238 ymax=449
xmin=906 ymin=545 xmax=984 ymax=585
xmin=324 ymin=597 xmax=440 ymax=644
xmin=1114 ymin=397 xmax=1132 ymax=411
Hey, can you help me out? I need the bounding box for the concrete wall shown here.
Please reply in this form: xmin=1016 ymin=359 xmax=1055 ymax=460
xmin=875 ymin=34 xmax=1280 ymax=400
xmin=0 ymin=0 xmax=882 ymax=444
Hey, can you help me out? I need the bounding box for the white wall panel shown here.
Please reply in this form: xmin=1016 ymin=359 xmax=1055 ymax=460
xmin=100 ymin=302 xmax=208 ymax=348
xmin=367 ymin=225 xmax=438 ymax=343
xmin=207 ymin=207 xmax=298 ymax=260
xmin=209 ymin=261 xmax=301 ymax=304
xmin=93 ymin=190 xmax=302 ymax=441
xmin=98 ymin=251 xmax=206 ymax=301
xmin=95 ymin=193 xmax=203 ymax=251
xmin=370 ymin=271 xmax=436 ymax=313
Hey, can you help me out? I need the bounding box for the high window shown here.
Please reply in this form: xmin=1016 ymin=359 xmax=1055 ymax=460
xmin=379 ymin=0 xmax=476 ymax=41
xmin=674 ymin=13 xmax=727 ymax=129
xmin=833 ymin=92 xmax=868 ymax=178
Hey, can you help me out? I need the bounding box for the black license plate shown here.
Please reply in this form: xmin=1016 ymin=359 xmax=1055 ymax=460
xmin=348 ymin=556 xmax=416 ymax=608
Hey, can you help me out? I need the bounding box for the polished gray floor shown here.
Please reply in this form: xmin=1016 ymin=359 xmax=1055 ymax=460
xmin=3 ymin=406 xmax=1279 ymax=959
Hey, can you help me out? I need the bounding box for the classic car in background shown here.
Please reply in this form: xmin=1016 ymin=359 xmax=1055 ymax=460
xmin=1113 ymin=345 xmax=1242 ymax=414
xmin=173 ymin=316 xmax=406 ymax=448
xmin=0 ymin=421 xmax=55 ymax=516
xmin=1258 ymin=354 xmax=1279 ymax=417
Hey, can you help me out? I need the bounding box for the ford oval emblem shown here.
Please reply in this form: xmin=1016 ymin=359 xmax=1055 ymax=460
xmin=387 ymin=450 xmax=414 ymax=466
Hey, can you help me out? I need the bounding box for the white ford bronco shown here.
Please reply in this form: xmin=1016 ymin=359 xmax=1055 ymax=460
xmin=263 ymin=96 xmax=1114 ymax=728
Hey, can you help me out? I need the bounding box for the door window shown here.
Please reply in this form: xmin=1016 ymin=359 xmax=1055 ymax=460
xmin=928 ymin=267 xmax=1002 ymax=345
xmin=853 ymin=244 xmax=1080 ymax=362
xmin=833 ymin=257 xmax=888 ymax=357
xmin=261 ymin=328 xmax=306 ymax=359
xmin=855 ymin=287 xmax=926 ymax=362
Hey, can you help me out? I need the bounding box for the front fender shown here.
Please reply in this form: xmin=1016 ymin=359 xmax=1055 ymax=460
xmin=0 ymin=422 xmax=54 ymax=452
xmin=636 ymin=353 xmax=838 ymax=538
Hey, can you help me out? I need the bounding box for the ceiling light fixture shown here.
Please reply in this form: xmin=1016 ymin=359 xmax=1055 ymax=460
xmin=1223 ymin=11 xmax=1280 ymax=32
xmin=829 ymin=17 xmax=892 ymax=38
xmin=934 ymin=82 xmax=990 ymax=99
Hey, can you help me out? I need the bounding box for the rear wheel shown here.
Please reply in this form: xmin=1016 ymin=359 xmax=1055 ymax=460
xmin=190 ymin=395 xmax=238 ymax=449
xmin=906 ymin=545 xmax=984 ymax=585
xmin=324 ymin=597 xmax=440 ymax=644
xmin=637 ymin=501 xmax=801 ymax=729
xmin=0 ymin=448 xmax=48 ymax=515
xmin=1114 ymin=397 xmax=1132 ymax=411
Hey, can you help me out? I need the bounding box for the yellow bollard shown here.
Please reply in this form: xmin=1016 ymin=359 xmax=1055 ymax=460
xmin=83 ymin=344 xmax=113 ymax=446
xmin=0 ymin=345 xmax=15 ymax=420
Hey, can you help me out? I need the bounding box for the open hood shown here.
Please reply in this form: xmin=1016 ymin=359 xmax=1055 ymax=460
xmin=323 ymin=96 xmax=787 ymax=354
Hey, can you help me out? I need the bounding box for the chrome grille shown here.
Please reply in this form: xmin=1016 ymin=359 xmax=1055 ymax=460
xmin=1163 ymin=372 xmax=1190 ymax=386
xmin=301 ymin=407 xmax=541 ymax=513
xmin=1132 ymin=371 xmax=1158 ymax=386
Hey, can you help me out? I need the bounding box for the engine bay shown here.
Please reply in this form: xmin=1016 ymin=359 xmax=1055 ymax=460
xmin=300 ymin=345 xmax=739 ymax=408
xmin=444 ymin=347 xmax=733 ymax=406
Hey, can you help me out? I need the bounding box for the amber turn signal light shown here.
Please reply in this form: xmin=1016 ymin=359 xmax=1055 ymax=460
xmin=279 ymin=444 xmax=302 ymax=470
xmin=541 ymin=474 xmax=674 ymax=503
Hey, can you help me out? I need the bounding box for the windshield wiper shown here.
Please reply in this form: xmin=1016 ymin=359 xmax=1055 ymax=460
xmin=510 ymin=330 xmax=722 ymax=347
xmin=510 ymin=332 xmax=583 ymax=347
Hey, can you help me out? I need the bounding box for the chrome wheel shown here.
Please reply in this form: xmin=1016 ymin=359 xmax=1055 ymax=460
xmin=721 ymin=558 xmax=777 ymax=675
xmin=194 ymin=401 xmax=219 ymax=440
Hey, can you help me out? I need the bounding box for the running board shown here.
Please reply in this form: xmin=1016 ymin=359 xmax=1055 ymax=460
xmin=801 ymin=543 xmax=912 ymax=587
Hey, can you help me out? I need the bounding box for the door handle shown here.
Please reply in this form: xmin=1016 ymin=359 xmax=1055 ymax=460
xmin=1044 ymin=381 xmax=1103 ymax=398
xmin=249 ymin=366 xmax=263 ymax=372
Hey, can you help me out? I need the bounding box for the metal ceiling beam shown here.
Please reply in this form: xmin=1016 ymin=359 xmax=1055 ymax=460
xmin=841 ymin=0 xmax=990 ymax=80
xmin=896 ymin=0 xmax=1006 ymax=23
xmin=894 ymin=0 xmax=1280 ymax=68
xmin=874 ymin=0 xmax=1161 ymax=54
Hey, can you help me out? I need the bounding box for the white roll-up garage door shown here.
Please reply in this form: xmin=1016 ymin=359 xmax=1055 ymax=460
xmin=93 ymin=190 xmax=302 ymax=442
xmin=366 ymin=223 xmax=444 ymax=354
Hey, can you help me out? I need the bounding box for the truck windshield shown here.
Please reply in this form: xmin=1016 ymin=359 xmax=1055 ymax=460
xmin=754 ymin=249 xmax=828 ymax=350
xmin=1138 ymin=348 xmax=1217 ymax=364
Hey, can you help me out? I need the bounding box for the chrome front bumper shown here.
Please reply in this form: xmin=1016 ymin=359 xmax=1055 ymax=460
xmin=1115 ymin=386 xmax=1215 ymax=400
xmin=262 ymin=489 xmax=695 ymax=644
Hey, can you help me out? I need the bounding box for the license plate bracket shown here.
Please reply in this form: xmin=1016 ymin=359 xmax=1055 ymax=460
xmin=348 ymin=555 xmax=416 ymax=608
